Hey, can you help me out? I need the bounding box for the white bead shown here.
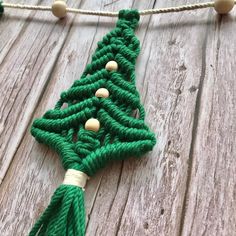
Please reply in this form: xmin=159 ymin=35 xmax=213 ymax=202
xmin=214 ymin=0 xmax=234 ymax=14
xmin=52 ymin=1 xmax=67 ymax=19
xmin=105 ymin=61 xmax=118 ymax=71
xmin=95 ymin=88 xmax=109 ymax=98
xmin=85 ymin=118 xmax=100 ymax=132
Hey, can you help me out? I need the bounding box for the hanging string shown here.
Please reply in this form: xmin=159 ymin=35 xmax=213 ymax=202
xmin=2 ymin=1 xmax=235 ymax=17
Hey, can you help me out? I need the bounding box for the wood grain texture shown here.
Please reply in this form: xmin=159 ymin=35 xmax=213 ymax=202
xmin=0 ymin=0 xmax=235 ymax=235
xmin=0 ymin=0 xmax=79 ymax=183
xmin=180 ymin=14 xmax=236 ymax=236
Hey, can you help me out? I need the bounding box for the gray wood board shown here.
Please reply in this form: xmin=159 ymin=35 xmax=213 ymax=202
xmin=0 ymin=0 xmax=235 ymax=235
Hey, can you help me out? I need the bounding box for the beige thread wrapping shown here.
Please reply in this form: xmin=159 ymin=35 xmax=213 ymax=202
xmin=63 ymin=169 xmax=90 ymax=190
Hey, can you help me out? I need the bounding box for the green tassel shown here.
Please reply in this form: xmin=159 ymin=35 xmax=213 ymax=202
xmin=0 ymin=1 xmax=4 ymax=15
xmin=29 ymin=185 xmax=85 ymax=236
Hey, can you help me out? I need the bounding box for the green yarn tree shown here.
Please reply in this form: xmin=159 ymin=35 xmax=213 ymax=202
xmin=29 ymin=9 xmax=156 ymax=236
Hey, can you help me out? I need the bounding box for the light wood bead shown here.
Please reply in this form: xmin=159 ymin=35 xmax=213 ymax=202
xmin=214 ymin=0 xmax=234 ymax=14
xmin=95 ymin=88 xmax=109 ymax=98
xmin=52 ymin=1 xmax=67 ymax=19
xmin=105 ymin=61 xmax=118 ymax=71
xmin=85 ymin=118 xmax=100 ymax=132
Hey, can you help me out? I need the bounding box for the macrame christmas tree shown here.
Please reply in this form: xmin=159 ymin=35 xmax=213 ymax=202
xmin=29 ymin=9 xmax=156 ymax=236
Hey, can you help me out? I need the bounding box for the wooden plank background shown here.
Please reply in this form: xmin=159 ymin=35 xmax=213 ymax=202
xmin=0 ymin=0 xmax=235 ymax=235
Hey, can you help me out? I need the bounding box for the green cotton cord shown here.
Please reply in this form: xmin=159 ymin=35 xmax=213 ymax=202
xmin=0 ymin=1 xmax=4 ymax=15
xmin=29 ymin=9 xmax=156 ymax=236
xmin=29 ymin=185 xmax=85 ymax=236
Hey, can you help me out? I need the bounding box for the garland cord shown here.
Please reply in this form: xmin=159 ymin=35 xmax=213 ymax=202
xmin=2 ymin=1 xmax=236 ymax=17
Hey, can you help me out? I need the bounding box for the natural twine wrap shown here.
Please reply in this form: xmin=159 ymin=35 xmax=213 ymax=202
xmin=63 ymin=169 xmax=90 ymax=191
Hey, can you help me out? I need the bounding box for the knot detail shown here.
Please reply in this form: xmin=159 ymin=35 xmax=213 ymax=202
xmin=29 ymin=9 xmax=156 ymax=236
xmin=117 ymin=9 xmax=140 ymax=29
xmin=30 ymin=9 xmax=156 ymax=177
xmin=0 ymin=1 xmax=4 ymax=14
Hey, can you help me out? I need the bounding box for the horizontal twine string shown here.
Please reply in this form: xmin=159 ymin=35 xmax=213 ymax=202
xmin=2 ymin=1 xmax=235 ymax=17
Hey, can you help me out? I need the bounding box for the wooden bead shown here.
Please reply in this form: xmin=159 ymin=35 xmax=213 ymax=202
xmin=85 ymin=118 xmax=100 ymax=132
xmin=52 ymin=1 xmax=67 ymax=19
xmin=214 ymin=0 xmax=234 ymax=14
xmin=105 ymin=61 xmax=118 ymax=71
xmin=95 ymin=88 xmax=109 ymax=98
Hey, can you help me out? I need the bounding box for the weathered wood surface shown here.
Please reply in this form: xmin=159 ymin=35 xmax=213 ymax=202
xmin=0 ymin=0 xmax=235 ymax=235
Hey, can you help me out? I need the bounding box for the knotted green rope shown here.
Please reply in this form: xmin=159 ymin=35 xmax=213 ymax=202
xmin=0 ymin=1 xmax=4 ymax=15
xmin=29 ymin=9 xmax=156 ymax=236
